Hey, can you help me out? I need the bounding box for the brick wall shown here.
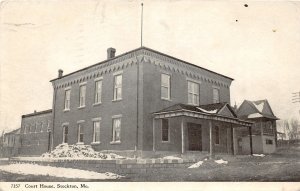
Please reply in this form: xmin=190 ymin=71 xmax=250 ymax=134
xmin=142 ymin=59 xmax=231 ymax=151
xmin=52 ymin=61 xmax=139 ymax=151
xmin=20 ymin=111 xmax=52 ymax=156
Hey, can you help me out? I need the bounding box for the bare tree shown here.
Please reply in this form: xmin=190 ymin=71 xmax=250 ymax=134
xmin=283 ymin=118 xmax=300 ymax=140
xmin=283 ymin=120 xmax=290 ymax=139
xmin=289 ymin=118 xmax=300 ymax=140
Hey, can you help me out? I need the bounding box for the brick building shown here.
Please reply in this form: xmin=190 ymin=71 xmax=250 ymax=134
xmin=0 ymin=128 xmax=21 ymax=157
xmin=19 ymin=109 xmax=52 ymax=156
xmin=50 ymin=47 xmax=252 ymax=157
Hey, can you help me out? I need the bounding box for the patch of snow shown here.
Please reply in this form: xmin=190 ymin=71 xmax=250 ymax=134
xmin=248 ymin=113 xmax=263 ymax=118
xmin=254 ymin=102 xmax=264 ymax=112
xmin=197 ymin=107 xmax=218 ymax=114
xmin=0 ymin=163 xmax=123 ymax=180
xmin=215 ymin=159 xmax=228 ymax=164
xmin=41 ymin=144 xmax=126 ymax=159
xmin=188 ymin=161 xmax=203 ymax=168
xmin=162 ymin=156 xmax=182 ymax=160
xmin=253 ymin=154 xmax=265 ymax=157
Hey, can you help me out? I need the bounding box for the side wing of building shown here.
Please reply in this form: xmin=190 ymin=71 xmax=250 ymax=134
xmin=19 ymin=110 xmax=52 ymax=156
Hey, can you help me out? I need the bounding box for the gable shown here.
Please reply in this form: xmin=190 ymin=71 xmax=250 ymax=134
xmin=218 ymin=105 xmax=235 ymax=118
xmin=236 ymin=101 xmax=257 ymax=117
xmin=262 ymin=101 xmax=274 ymax=116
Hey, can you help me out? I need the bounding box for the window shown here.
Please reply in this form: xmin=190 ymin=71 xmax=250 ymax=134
xmin=64 ymin=89 xmax=71 ymax=110
xmin=95 ymin=80 xmax=102 ymax=104
xmin=35 ymin=122 xmax=38 ymax=133
xmin=93 ymin=121 xmax=101 ymax=143
xmin=26 ymin=125 xmax=30 ymax=134
xmin=30 ymin=124 xmax=36 ymax=133
xmin=35 ymin=122 xmax=40 ymax=133
xmin=161 ymin=74 xmax=170 ymax=100
xmin=215 ymin=126 xmax=220 ymax=144
xmin=266 ymin=139 xmax=273 ymax=145
xmin=79 ymin=85 xmax=86 ymax=107
xmin=77 ymin=123 xmax=84 ymax=143
xmin=62 ymin=125 xmax=68 ymax=143
xmin=213 ymin=88 xmax=220 ymax=103
xmin=47 ymin=120 xmax=51 ymax=132
xmin=112 ymin=118 xmax=121 ymax=142
xmin=113 ymin=74 xmax=122 ymax=100
xmin=188 ymin=81 xmax=199 ymax=105
xmin=161 ymin=119 xmax=169 ymax=142
xmin=23 ymin=125 xmax=27 ymax=134
xmin=40 ymin=122 xmax=44 ymax=132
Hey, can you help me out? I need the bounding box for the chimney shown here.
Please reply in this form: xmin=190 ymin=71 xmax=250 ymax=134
xmin=58 ymin=69 xmax=63 ymax=78
xmin=107 ymin=48 xmax=116 ymax=59
xmin=34 ymin=110 xmax=37 ymax=113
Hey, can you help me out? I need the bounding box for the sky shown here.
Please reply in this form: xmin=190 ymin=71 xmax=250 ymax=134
xmin=0 ymin=0 xmax=300 ymax=132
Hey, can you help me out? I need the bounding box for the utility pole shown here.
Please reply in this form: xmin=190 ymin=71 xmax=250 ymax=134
xmin=292 ymin=92 xmax=300 ymax=103
xmin=292 ymin=92 xmax=300 ymax=140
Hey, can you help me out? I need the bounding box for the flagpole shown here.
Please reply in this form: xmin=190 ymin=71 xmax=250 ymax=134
xmin=141 ymin=3 xmax=143 ymax=47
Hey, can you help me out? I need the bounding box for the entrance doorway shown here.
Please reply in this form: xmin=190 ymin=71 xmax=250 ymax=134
xmin=188 ymin=123 xmax=202 ymax=151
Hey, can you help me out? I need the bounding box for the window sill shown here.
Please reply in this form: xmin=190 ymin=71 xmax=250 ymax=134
xmin=78 ymin=106 xmax=86 ymax=109
xmin=161 ymin=98 xmax=172 ymax=101
xmin=93 ymin=102 xmax=102 ymax=106
xmin=112 ymin=99 xmax=122 ymax=102
xmin=110 ymin=141 xmax=121 ymax=145
xmin=91 ymin=142 xmax=101 ymax=145
xmin=76 ymin=142 xmax=84 ymax=145
xmin=162 ymin=141 xmax=170 ymax=143
xmin=63 ymin=109 xmax=70 ymax=112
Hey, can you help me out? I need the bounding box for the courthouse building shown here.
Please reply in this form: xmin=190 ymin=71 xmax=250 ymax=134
xmin=49 ymin=47 xmax=253 ymax=157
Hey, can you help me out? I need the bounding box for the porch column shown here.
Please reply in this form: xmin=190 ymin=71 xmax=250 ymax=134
xmin=48 ymin=131 xmax=51 ymax=152
xmin=249 ymin=126 xmax=253 ymax=155
xmin=260 ymin=119 xmax=264 ymax=154
xmin=209 ymin=120 xmax=213 ymax=158
xmin=232 ymin=127 xmax=237 ymax=155
xmin=231 ymin=126 xmax=234 ymax=155
xmin=181 ymin=117 xmax=185 ymax=154
xmin=152 ymin=118 xmax=156 ymax=152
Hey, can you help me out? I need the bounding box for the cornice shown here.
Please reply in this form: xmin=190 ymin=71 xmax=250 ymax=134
xmin=53 ymin=48 xmax=231 ymax=89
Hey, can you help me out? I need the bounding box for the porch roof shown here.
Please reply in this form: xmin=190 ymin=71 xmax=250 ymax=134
xmin=153 ymin=103 xmax=253 ymax=127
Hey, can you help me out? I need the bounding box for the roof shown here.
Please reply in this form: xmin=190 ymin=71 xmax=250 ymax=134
xmin=50 ymin=46 xmax=234 ymax=82
xmin=154 ymin=102 xmax=237 ymax=118
xmin=5 ymin=128 xmax=21 ymax=135
xmin=22 ymin=109 xmax=52 ymax=118
xmin=153 ymin=103 xmax=252 ymax=126
xmin=237 ymin=99 xmax=279 ymax=120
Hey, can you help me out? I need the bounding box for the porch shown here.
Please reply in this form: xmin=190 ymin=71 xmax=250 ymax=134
xmin=152 ymin=103 xmax=253 ymax=157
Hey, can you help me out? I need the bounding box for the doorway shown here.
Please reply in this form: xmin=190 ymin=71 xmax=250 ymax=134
xmin=188 ymin=123 xmax=202 ymax=151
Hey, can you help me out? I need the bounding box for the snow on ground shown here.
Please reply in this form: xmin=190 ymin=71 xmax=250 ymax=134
xmin=188 ymin=161 xmax=203 ymax=168
xmin=42 ymin=144 xmax=126 ymax=159
xmin=0 ymin=163 xmax=123 ymax=180
xmin=162 ymin=156 xmax=182 ymax=160
xmin=214 ymin=159 xmax=228 ymax=164
xmin=253 ymin=154 xmax=265 ymax=157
